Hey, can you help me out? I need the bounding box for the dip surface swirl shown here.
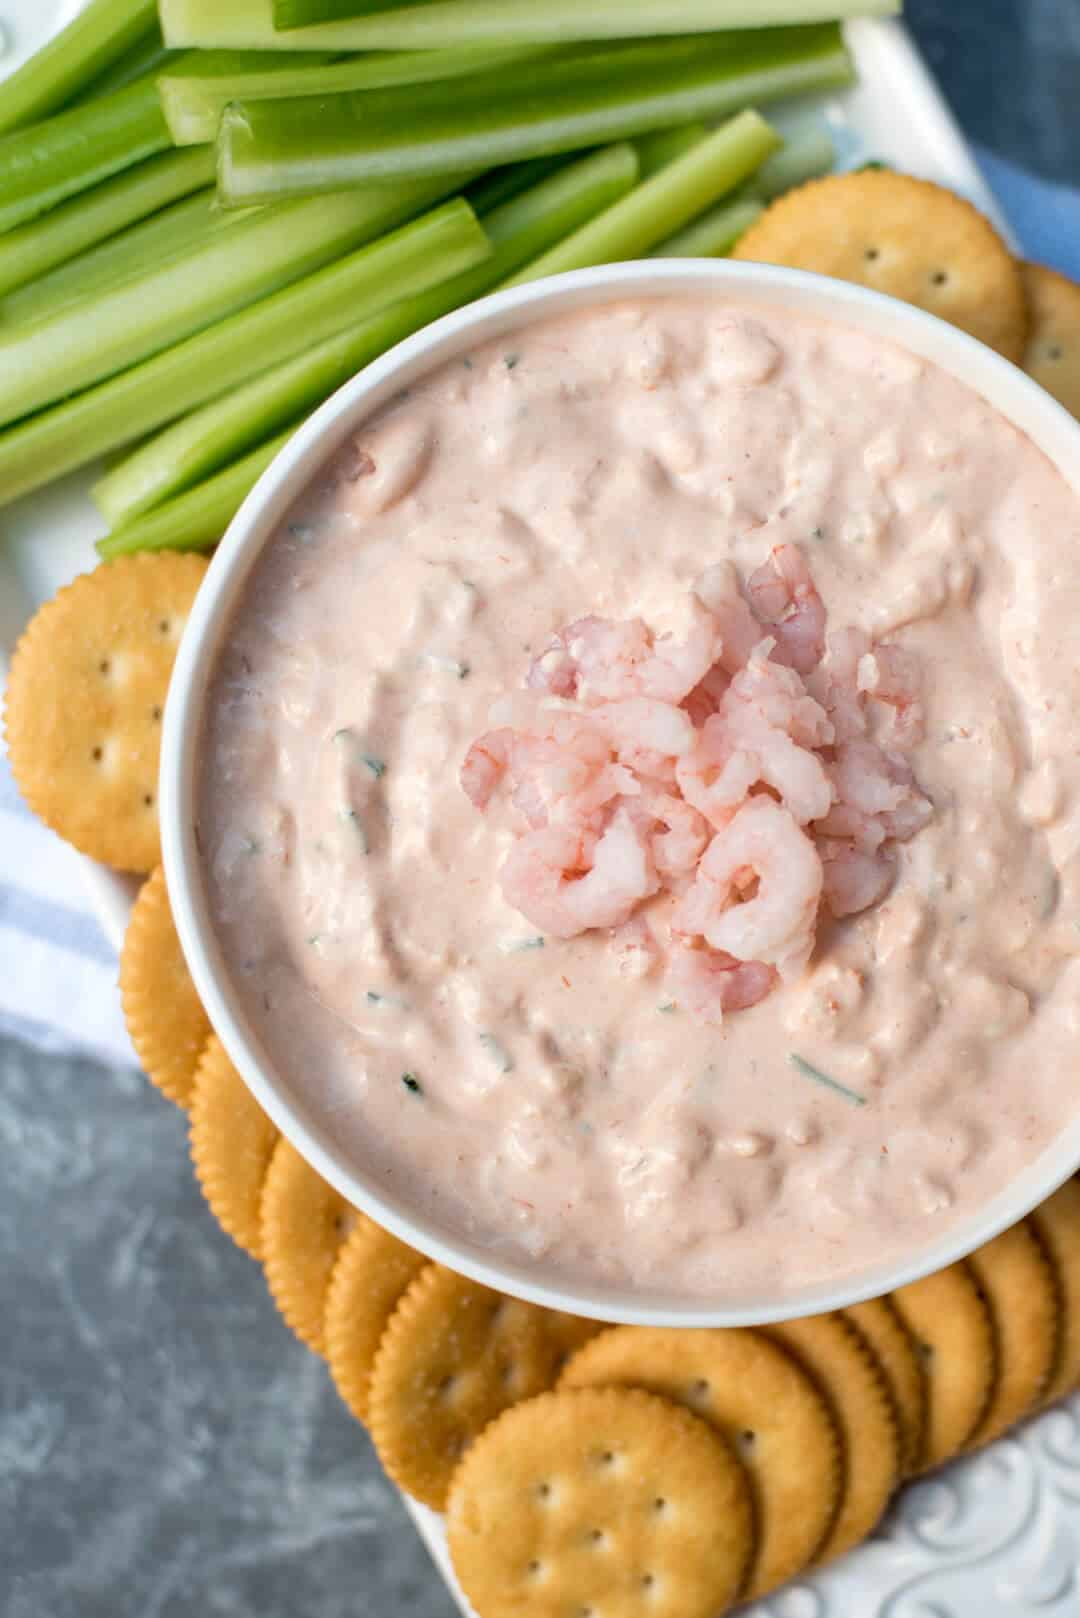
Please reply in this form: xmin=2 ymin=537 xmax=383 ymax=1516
xmin=198 ymin=297 xmax=1080 ymax=1298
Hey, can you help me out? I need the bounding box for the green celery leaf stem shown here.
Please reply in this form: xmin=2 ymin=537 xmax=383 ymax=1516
xmin=0 ymin=0 xmax=159 ymax=136
xmin=504 ymin=108 xmax=780 ymax=283
xmin=160 ymin=0 xmax=899 ymax=51
xmin=96 ymin=432 xmax=295 ymax=557
xmin=0 ymin=146 xmax=215 ymax=302
xmin=160 ymin=43 xmax=553 ymax=145
xmin=217 ymin=26 xmax=852 ymax=197
xmin=0 ymin=174 xmax=465 ymax=429
xmin=92 ymin=143 xmax=636 ymax=522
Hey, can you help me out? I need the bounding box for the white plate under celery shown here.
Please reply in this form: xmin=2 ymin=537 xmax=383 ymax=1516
xmin=4 ymin=5 xmax=1080 ymax=1615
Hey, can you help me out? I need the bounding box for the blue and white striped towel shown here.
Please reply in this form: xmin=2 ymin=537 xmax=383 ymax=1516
xmin=0 ymin=746 xmax=135 ymax=1068
xmin=1 ymin=151 xmax=1076 ymax=1074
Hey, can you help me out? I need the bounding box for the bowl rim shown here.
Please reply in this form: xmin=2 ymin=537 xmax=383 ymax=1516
xmin=162 ymin=256 xmax=1080 ymax=1326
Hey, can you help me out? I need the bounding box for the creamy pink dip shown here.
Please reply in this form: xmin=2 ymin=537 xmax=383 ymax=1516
xmin=198 ymin=298 xmax=1080 ymax=1299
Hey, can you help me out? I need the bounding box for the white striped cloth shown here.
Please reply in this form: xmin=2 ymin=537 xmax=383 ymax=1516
xmin=0 ymin=743 xmax=136 ymax=1068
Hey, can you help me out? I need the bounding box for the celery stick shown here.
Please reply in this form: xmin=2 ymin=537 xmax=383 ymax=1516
xmin=0 ymin=148 xmax=215 ymax=303
xmin=159 ymin=44 xmax=550 ymax=145
xmin=73 ymin=28 xmax=173 ymax=103
xmin=0 ymin=0 xmax=159 ymax=136
xmin=97 ymin=433 xmax=295 ymax=558
xmin=0 ymin=78 xmax=174 ymax=237
xmin=650 ymin=196 xmax=764 ymax=257
xmin=635 ymin=122 xmax=707 ymax=179
xmin=94 ymin=144 xmax=636 ymax=522
xmin=218 ymin=26 xmax=851 ymax=198
xmin=274 ymin=0 xmax=445 ymax=24
xmin=0 ymin=191 xmax=490 ymax=505
xmin=750 ymin=122 xmax=834 ymax=198
xmin=505 ymin=109 xmax=779 ymax=284
xmin=161 ymin=0 xmax=899 ymax=50
xmin=0 ymin=191 xmax=250 ymax=328
xmin=0 ymin=176 xmax=463 ymax=430
xmin=466 ymin=157 xmax=569 ymax=216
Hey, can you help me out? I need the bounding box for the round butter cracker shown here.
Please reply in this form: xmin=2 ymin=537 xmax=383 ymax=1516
xmin=760 ymin=1312 xmax=900 ymax=1563
xmin=843 ymin=1295 xmax=927 ymax=1475
xmin=324 ymin=1218 xmax=428 ymax=1426
xmin=4 ymin=553 xmax=208 ymax=872
xmin=368 ymin=1265 xmax=600 ymax=1510
xmin=260 ymin=1137 xmax=358 ymax=1356
xmin=189 ymin=1034 xmax=279 ymax=1259
xmin=733 ymin=170 xmax=1028 ymax=361
xmin=120 ymin=864 xmax=211 ymax=1109
xmin=1021 ymin=262 xmax=1080 ymax=418
xmin=446 ymin=1386 xmax=754 ymax=1618
xmin=891 ymin=1261 xmax=996 ymax=1469
xmin=559 ymin=1323 xmax=840 ymax=1598
xmin=965 ymin=1219 xmax=1060 ymax=1447
xmin=1030 ymin=1178 xmax=1080 ymax=1406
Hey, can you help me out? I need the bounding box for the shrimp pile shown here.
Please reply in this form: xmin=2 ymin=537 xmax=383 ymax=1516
xmin=461 ymin=545 xmax=932 ymax=1024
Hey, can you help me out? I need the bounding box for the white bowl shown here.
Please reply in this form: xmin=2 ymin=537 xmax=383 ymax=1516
xmin=162 ymin=258 xmax=1080 ymax=1327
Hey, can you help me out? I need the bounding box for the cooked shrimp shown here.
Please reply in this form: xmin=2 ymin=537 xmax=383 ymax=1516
xmin=461 ymin=728 xmax=515 ymax=812
xmin=820 ymin=840 xmax=895 ymax=917
xmin=820 ymin=627 xmax=870 ymax=744
xmin=596 ymin=697 xmax=697 ymax=785
xmin=748 ymin=544 xmax=827 ymax=674
xmin=676 ymin=662 xmax=834 ymax=827
xmin=500 ymin=807 xmax=659 ymax=938
xmin=858 ymin=642 xmax=924 ymax=746
xmin=674 ymin=797 xmax=822 ymax=978
xmin=695 ymin=560 xmax=762 ymax=673
xmin=666 ymin=943 xmax=777 ymax=1024
xmin=527 ymin=608 xmax=718 ymax=708
xmin=638 ymin=792 xmax=710 ymax=879
xmin=727 ymin=640 xmax=834 ymax=751
xmin=682 ymin=663 xmax=730 ymax=729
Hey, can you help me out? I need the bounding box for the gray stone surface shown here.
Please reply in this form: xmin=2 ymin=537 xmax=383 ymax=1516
xmin=2 ymin=9 xmax=1077 ymax=1617
xmin=0 ymin=1039 xmax=455 ymax=1618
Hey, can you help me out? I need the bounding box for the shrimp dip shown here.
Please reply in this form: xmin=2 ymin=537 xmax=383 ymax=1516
xmin=197 ymin=297 xmax=1080 ymax=1300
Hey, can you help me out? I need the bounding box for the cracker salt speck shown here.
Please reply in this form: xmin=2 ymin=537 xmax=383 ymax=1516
xmin=1020 ymin=261 xmax=1080 ymax=418
xmin=324 ymin=1218 xmax=428 ymax=1426
xmin=368 ymin=1265 xmax=600 ymax=1510
xmin=189 ymin=1035 xmax=279 ymax=1259
xmin=760 ymin=1312 xmax=900 ymax=1563
xmin=559 ymin=1323 xmax=840 ymax=1598
xmin=446 ymin=1386 xmax=754 ymax=1618
xmin=4 ymin=553 xmax=208 ymax=872
xmin=120 ymin=864 xmax=211 ymax=1109
xmin=890 ymin=1261 xmax=996 ymax=1469
xmin=733 ymin=170 xmax=1028 ymax=361
xmin=965 ymin=1218 xmax=1060 ymax=1447
xmin=260 ymin=1137 xmax=358 ymax=1356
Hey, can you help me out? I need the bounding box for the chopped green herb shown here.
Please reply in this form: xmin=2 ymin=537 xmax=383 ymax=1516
xmin=366 ymin=990 xmax=408 ymax=1010
xmin=421 ymin=653 xmax=470 ymax=678
xmin=401 ymin=1072 xmax=423 ymax=1095
xmin=339 ymin=807 xmax=369 ymax=852
xmin=657 ymin=1001 xmax=678 ymax=1014
xmin=857 ymin=159 xmax=889 ymax=171
xmin=504 ymin=352 xmax=520 ymax=370
xmin=333 ymin=727 xmax=387 ymax=778
xmin=479 ymin=1033 xmax=514 ymax=1074
xmin=288 ymin=521 xmax=315 ymax=541
xmin=789 ymin=1053 xmax=866 ymax=1108
xmin=462 ymin=355 xmax=473 ymax=370
xmin=499 ymin=935 xmax=546 ymax=954
xmin=241 ymin=834 xmax=260 ymax=855
xmin=811 ymin=526 xmax=826 ymax=541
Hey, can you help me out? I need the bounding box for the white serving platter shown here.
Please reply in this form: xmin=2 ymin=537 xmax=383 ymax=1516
xmin=6 ymin=8 xmax=1080 ymax=1616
